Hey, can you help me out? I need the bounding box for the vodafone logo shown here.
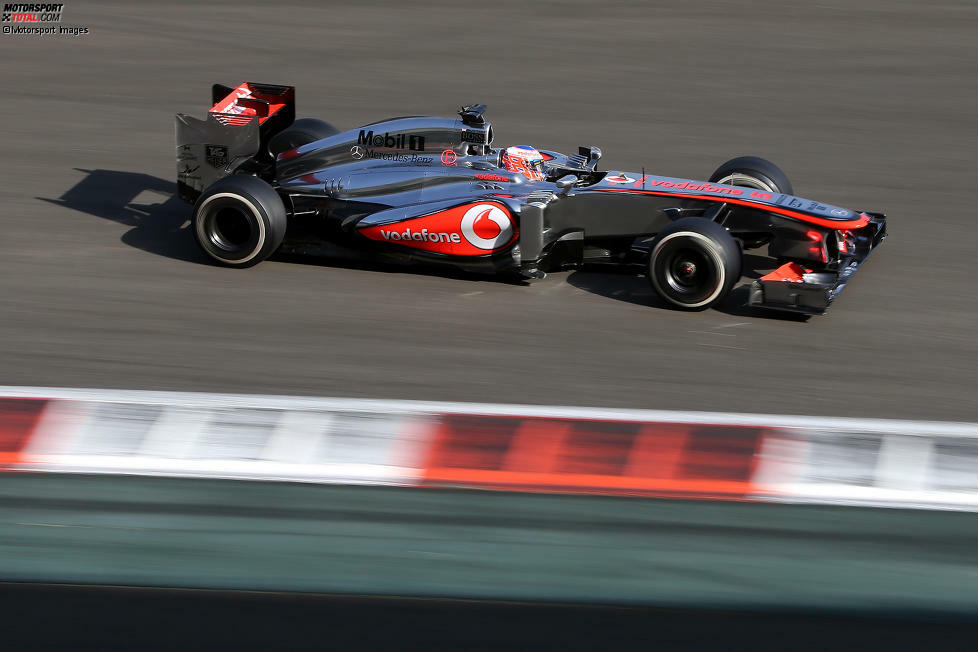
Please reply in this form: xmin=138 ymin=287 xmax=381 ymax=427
xmin=460 ymin=204 xmax=513 ymax=250
xmin=358 ymin=201 xmax=517 ymax=256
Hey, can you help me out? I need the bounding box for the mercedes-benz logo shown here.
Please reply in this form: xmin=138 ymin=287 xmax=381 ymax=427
xmin=351 ymin=145 xmax=365 ymax=160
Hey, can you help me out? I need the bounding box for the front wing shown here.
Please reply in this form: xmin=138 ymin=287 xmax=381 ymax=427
xmin=749 ymin=212 xmax=887 ymax=315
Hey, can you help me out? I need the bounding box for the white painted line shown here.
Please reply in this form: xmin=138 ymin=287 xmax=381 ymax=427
xmin=875 ymin=434 xmax=934 ymax=491
xmin=262 ymin=411 xmax=331 ymax=463
xmin=138 ymin=406 xmax=212 ymax=459
xmin=72 ymin=402 xmax=161 ymax=456
xmin=196 ymin=408 xmax=279 ymax=460
xmin=324 ymin=413 xmax=411 ymax=467
xmin=761 ymin=484 xmax=978 ymax=512
xmin=17 ymin=456 xmax=416 ymax=485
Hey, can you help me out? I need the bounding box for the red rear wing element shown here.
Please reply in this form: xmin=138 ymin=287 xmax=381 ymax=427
xmin=176 ymin=82 xmax=295 ymax=204
xmin=209 ymin=82 xmax=295 ymax=127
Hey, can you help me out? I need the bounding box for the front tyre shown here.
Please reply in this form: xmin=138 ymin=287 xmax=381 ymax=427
xmin=193 ymin=175 xmax=287 ymax=268
xmin=647 ymin=218 xmax=741 ymax=310
xmin=709 ymin=156 xmax=793 ymax=195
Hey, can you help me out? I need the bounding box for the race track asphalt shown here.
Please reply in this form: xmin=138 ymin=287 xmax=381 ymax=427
xmin=1 ymin=1 xmax=976 ymax=420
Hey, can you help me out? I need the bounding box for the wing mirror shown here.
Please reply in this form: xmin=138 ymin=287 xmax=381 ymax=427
xmin=555 ymin=175 xmax=577 ymax=190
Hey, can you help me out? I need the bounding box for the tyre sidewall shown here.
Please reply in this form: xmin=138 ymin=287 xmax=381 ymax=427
xmin=193 ymin=177 xmax=286 ymax=268
xmin=648 ymin=219 xmax=741 ymax=310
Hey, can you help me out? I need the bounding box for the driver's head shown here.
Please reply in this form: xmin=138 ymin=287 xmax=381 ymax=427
xmin=501 ymin=146 xmax=546 ymax=181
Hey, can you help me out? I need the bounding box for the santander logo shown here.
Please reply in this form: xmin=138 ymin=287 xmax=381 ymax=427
xmin=358 ymin=202 xmax=517 ymax=256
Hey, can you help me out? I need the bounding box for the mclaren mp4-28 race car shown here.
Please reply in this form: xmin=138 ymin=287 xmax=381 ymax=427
xmin=175 ymin=82 xmax=886 ymax=314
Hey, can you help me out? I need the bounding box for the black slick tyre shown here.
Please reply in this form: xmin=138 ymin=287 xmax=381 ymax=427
xmin=268 ymin=118 xmax=340 ymax=158
xmin=193 ymin=175 xmax=287 ymax=268
xmin=709 ymin=156 xmax=793 ymax=195
xmin=647 ymin=217 xmax=741 ymax=310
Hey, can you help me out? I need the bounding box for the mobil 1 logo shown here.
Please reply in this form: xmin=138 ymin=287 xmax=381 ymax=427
xmin=357 ymin=130 xmax=426 ymax=151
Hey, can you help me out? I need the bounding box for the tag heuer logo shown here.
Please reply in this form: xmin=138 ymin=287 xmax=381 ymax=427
xmin=205 ymin=145 xmax=229 ymax=168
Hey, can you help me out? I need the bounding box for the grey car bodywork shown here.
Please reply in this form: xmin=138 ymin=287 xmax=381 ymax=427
xmin=176 ymin=84 xmax=886 ymax=314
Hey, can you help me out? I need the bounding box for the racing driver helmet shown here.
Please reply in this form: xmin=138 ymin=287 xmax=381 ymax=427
xmin=501 ymin=145 xmax=547 ymax=181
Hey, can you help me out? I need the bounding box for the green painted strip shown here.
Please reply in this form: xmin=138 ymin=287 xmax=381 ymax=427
xmin=1 ymin=474 xmax=977 ymax=614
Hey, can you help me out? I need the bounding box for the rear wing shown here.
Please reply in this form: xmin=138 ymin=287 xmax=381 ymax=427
xmin=175 ymin=82 xmax=295 ymax=203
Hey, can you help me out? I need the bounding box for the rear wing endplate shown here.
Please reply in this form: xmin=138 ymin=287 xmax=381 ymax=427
xmin=175 ymin=82 xmax=295 ymax=203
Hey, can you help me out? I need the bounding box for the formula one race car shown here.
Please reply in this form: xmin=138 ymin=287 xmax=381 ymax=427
xmin=175 ymin=82 xmax=886 ymax=314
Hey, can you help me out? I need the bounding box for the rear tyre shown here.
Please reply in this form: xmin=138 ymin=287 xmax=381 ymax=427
xmin=647 ymin=217 xmax=741 ymax=310
xmin=268 ymin=118 xmax=340 ymax=158
xmin=709 ymin=156 xmax=793 ymax=195
xmin=193 ymin=175 xmax=287 ymax=268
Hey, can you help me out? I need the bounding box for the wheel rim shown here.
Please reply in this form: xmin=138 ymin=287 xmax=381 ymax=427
xmin=650 ymin=233 xmax=725 ymax=308
xmin=195 ymin=193 xmax=266 ymax=264
xmin=211 ymin=206 xmax=253 ymax=251
xmin=714 ymin=172 xmax=776 ymax=192
xmin=665 ymin=248 xmax=714 ymax=297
